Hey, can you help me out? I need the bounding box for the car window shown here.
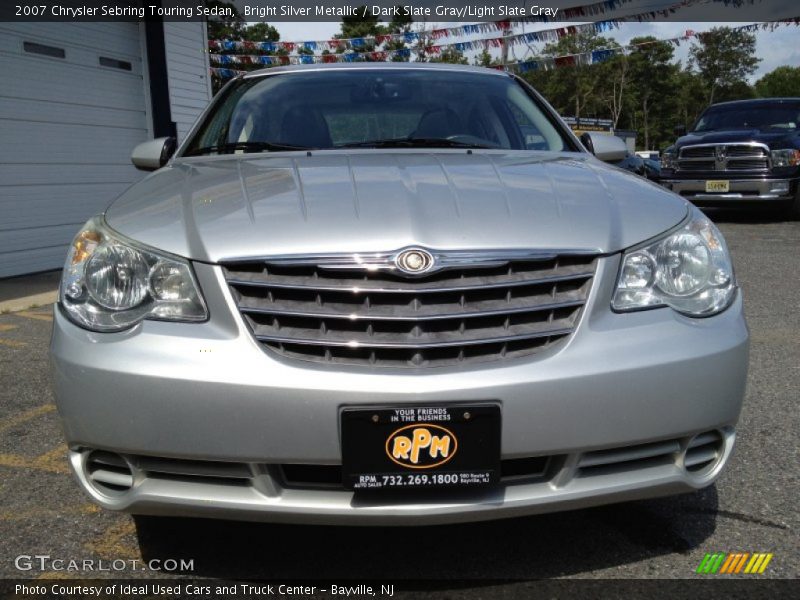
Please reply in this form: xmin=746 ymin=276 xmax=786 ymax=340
xmin=183 ymin=69 xmax=571 ymax=155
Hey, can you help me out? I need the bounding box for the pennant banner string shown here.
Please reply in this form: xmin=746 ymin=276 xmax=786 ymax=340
xmin=209 ymin=18 xmax=798 ymax=77
xmin=207 ymin=0 xmax=710 ymax=55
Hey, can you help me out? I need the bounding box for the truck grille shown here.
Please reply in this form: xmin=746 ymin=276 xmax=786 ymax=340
xmin=677 ymin=143 xmax=769 ymax=172
xmin=222 ymin=251 xmax=597 ymax=367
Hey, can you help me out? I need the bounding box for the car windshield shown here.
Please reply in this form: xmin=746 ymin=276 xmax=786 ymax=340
xmin=182 ymin=68 xmax=571 ymax=156
xmin=692 ymin=102 xmax=800 ymax=132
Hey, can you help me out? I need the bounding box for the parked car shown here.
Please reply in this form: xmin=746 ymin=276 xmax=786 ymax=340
xmin=612 ymin=152 xmax=660 ymax=182
xmin=51 ymin=64 xmax=747 ymax=525
xmin=636 ymin=151 xmax=660 ymax=161
xmin=660 ymin=97 xmax=800 ymax=216
xmin=612 ymin=152 xmax=647 ymax=177
xmin=642 ymin=157 xmax=662 ymax=182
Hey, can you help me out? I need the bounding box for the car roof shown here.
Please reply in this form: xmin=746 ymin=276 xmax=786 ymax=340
xmin=242 ymin=62 xmax=509 ymax=80
xmin=709 ymin=97 xmax=800 ymax=108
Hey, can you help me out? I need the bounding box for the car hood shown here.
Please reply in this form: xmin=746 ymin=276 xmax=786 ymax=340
xmin=105 ymin=151 xmax=687 ymax=261
xmin=676 ymin=129 xmax=799 ymax=148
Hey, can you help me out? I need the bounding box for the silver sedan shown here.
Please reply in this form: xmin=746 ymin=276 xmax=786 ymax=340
xmin=51 ymin=64 xmax=748 ymax=525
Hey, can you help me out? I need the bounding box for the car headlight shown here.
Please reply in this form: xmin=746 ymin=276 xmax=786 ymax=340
xmin=60 ymin=215 xmax=207 ymax=331
xmin=770 ymin=148 xmax=800 ymax=168
xmin=661 ymin=148 xmax=676 ymax=170
xmin=613 ymin=210 xmax=736 ymax=317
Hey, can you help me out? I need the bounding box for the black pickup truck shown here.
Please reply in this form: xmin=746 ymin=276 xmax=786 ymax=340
xmin=660 ymin=98 xmax=800 ymax=217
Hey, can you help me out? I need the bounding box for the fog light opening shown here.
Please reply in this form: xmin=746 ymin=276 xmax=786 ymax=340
xmin=682 ymin=430 xmax=725 ymax=475
xmin=84 ymin=450 xmax=134 ymax=496
xmin=769 ymin=181 xmax=790 ymax=195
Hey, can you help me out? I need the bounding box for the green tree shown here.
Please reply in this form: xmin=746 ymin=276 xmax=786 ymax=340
xmin=206 ymin=0 xmax=247 ymax=40
xmin=626 ymin=37 xmax=677 ymax=149
xmin=340 ymin=5 xmax=381 ymax=38
xmin=473 ymin=48 xmax=494 ymax=68
xmin=383 ymin=6 xmax=413 ymax=62
xmin=338 ymin=5 xmax=413 ymax=60
xmin=430 ymin=46 xmax=468 ymax=65
xmin=387 ymin=5 xmax=413 ymax=34
xmin=592 ymin=44 xmax=627 ymax=128
xmin=407 ymin=21 xmax=435 ymax=62
xmin=755 ymin=66 xmax=800 ymax=97
xmin=715 ymin=80 xmax=756 ymax=102
xmin=670 ymin=67 xmax=707 ymax=139
xmin=242 ymin=22 xmax=280 ymax=42
xmin=527 ymin=30 xmax=617 ymax=119
xmin=689 ymin=27 xmax=760 ymax=104
xmin=339 ymin=5 xmax=382 ymax=51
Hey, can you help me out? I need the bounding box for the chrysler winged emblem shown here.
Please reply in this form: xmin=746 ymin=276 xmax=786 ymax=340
xmin=395 ymin=248 xmax=434 ymax=275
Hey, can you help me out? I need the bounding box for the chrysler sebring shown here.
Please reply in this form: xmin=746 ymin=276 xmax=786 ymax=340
xmin=50 ymin=64 xmax=748 ymax=524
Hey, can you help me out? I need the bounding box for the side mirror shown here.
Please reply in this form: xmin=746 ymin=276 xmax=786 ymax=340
xmin=131 ymin=137 xmax=176 ymax=171
xmin=580 ymin=132 xmax=627 ymax=162
xmin=673 ymin=125 xmax=687 ymax=137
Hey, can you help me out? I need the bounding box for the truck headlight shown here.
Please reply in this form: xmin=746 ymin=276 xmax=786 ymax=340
xmin=613 ymin=210 xmax=736 ymax=317
xmin=661 ymin=148 xmax=676 ymax=170
xmin=770 ymin=149 xmax=800 ymax=168
xmin=60 ymin=215 xmax=207 ymax=331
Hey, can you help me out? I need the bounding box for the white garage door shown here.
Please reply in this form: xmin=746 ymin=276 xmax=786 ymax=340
xmin=0 ymin=23 xmax=149 ymax=277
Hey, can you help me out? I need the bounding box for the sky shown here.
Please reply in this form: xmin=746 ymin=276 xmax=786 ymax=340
xmin=266 ymin=10 xmax=800 ymax=83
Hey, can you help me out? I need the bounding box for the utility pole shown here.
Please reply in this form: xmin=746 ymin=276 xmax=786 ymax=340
xmin=500 ymin=25 xmax=512 ymax=66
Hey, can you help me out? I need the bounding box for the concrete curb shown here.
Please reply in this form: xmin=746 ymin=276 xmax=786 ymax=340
xmin=0 ymin=291 xmax=58 ymax=314
xmin=0 ymin=270 xmax=61 ymax=314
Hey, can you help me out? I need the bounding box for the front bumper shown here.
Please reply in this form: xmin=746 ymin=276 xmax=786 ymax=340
xmin=660 ymin=176 xmax=797 ymax=204
xmin=50 ymin=258 xmax=749 ymax=525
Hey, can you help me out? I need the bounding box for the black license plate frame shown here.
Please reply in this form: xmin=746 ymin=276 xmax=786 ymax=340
xmin=341 ymin=404 xmax=501 ymax=491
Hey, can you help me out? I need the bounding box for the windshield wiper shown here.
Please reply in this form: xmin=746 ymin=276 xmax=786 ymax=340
xmin=336 ymin=137 xmax=495 ymax=149
xmin=185 ymin=141 xmax=310 ymax=156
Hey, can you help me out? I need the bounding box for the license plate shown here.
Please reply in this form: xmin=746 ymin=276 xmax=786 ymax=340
xmin=341 ymin=405 xmax=501 ymax=491
xmin=705 ymin=180 xmax=730 ymax=193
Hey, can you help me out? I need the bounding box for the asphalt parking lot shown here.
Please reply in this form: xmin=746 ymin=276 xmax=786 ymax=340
xmin=0 ymin=208 xmax=797 ymax=585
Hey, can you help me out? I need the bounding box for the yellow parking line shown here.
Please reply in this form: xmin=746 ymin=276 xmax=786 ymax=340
xmin=0 ymin=452 xmax=70 ymax=474
xmin=0 ymin=338 xmax=27 ymax=348
xmin=0 ymin=443 xmax=70 ymax=476
xmin=36 ymin=571 xmax=83 ymax=580
xmin=0 ymin=454 xmax=29 ymax=469
xmin=85 ymin=519 xmax=141 ymax=561
xmin=32 ymin=444 xmax=69 ymax=473
xmin=16 ymin=310 xmax=53 ymax=322
xmin=0 ymin=404 xmax=56 ymax=434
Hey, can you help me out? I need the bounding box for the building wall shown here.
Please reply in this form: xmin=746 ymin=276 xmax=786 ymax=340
xmin=0 ymin=22 xmax=149 ymax=277
xmin=0 ymin=21 xmax=212 ymax=277
xmin=163 ymin=21 xmax=212 ymax=142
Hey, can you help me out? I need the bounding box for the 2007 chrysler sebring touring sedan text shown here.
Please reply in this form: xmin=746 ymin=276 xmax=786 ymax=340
xmin=50 ymin=64 xmax=748 ymax=525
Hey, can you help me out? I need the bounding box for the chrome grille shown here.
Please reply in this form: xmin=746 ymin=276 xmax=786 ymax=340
xmin=726 ymin=159 xmax=768 ymax=171
xmin=677 ymin=143 xmax=769 ymax=172
xmin=680 ymin=146 xmax=715 ymax=159
xmin=676 ymin=159 xmax=715 ymax=172
xmin=223 ymin=251 xmax=597 ymax=367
